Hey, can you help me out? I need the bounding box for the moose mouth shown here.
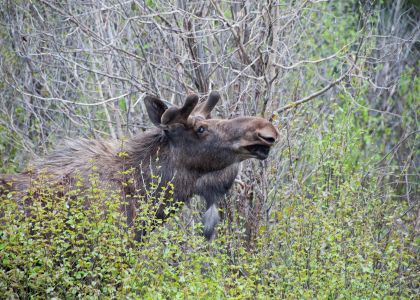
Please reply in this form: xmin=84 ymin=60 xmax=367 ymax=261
xmin=244 ymin=144 xmax=271 ymax=160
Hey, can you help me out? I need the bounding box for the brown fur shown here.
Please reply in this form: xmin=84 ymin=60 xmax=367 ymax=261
xmin=0 ymin=91 xmax=279 ymax=240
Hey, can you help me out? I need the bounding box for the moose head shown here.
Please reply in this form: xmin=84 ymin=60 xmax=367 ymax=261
xmin=144 ymin=91 xmax=278 ymax=173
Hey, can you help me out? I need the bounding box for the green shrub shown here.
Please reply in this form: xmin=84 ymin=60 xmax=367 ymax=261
xmin=1 ymin=101 xmax=417 ymax=299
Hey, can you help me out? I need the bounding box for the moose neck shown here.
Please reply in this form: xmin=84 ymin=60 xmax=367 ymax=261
xmin=124 ymin=128 xmax=170 ymax=169
xmin=123 ymin=129 xmax=200 ymax=201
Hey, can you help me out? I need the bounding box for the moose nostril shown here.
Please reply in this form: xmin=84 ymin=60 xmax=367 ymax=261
xmin=258 ymin=134 xmax=276 ymax=144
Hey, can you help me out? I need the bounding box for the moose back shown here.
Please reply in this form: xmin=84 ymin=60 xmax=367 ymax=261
xmin=0 ymin=92 xmax=278 ymax=240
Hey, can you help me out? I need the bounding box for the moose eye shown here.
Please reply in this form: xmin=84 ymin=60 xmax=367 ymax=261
xmin=197 ymin=126 xmax=206 ymax=134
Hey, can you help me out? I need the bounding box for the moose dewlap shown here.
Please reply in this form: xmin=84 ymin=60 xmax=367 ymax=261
xmin=0 ymin=91 xmax=279 ymax=240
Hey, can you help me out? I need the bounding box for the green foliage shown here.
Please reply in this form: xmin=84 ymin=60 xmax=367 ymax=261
xmin=255 ymin=100 xmax=417 ymax=298
xmin=1 ymin=98 xmax=417 ymax=298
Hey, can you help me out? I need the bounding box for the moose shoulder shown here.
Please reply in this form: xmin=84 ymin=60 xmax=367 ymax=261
xmin=0 ymin=92 xmax=279 ymax=240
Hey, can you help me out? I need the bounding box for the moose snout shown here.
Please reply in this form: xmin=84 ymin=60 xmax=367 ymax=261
xmin=256 ymin=126 xmax=278 ymax=146
xmin=258 ymin=133 xmax=276 ymax=145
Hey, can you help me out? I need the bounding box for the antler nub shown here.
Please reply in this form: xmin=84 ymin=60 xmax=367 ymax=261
xmin=161 ymin=94 xmax=199 ymax=125
xmin=193 ymin=91 xmax=220 ymax=119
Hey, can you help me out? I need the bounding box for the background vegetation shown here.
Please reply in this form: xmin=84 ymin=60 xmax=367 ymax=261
xmin=0 ymin=0 xmax=418 ymax=298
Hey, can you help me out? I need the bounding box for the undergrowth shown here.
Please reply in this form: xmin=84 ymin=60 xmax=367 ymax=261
xmin=0 ymin=98 xmax=418 ymax=299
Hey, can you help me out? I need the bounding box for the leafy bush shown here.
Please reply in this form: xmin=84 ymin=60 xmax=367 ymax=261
xmin=1 ymin=99 xmax=417 ymax=299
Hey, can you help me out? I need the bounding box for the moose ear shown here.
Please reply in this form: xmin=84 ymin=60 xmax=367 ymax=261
xmin=144 ymin=95 xmax=168 ymax=127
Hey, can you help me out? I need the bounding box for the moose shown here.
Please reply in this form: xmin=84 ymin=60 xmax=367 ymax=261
xmin=0 ymin=91 xmax=278 ymax=240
